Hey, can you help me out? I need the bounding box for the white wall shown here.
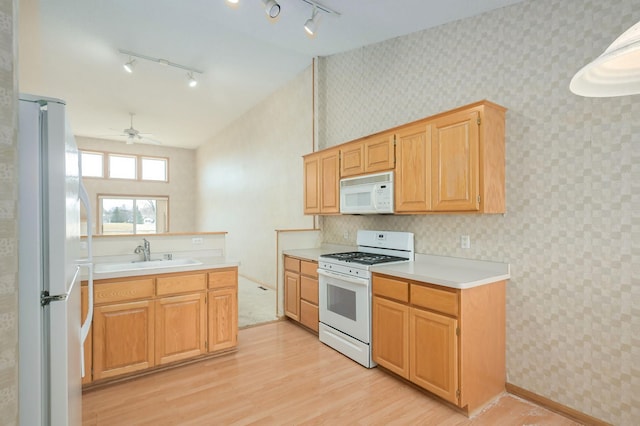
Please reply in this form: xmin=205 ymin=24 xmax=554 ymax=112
xmin=316 ymin=1 xmax=640 ymax=424
xmin=76 ymin=137 xmax=197 ymax=234
xmin=196 ymin=66 xmax=315 ymax=287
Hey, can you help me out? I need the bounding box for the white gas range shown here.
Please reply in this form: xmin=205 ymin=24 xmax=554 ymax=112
xmin=317 ymin=230 xmax=414 ymax=368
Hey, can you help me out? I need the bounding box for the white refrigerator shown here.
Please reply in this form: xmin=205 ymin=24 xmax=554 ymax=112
xmin=18 ymin=94 xmax=94 ymax=426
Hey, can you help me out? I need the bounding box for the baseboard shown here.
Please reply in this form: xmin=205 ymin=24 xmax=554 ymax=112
xmin=505 ymin=383 xmax=612 ymax=426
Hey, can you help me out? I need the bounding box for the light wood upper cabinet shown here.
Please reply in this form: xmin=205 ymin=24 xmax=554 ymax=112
xmin=156 ymin=292 xmax=206 ymax=365
xmin=395 ymin=123 xmax=432 ymax=212
xmin=395 ymin=101 xmax=505 ymax=214
xmin=340 ymin=133 xmax=395 ymax=178
xmin=431 ymin=109 xmax=480 ymax=211
xmin=340 ymin=141 xmax=365 ymax=177
xmin=304 ymin=148 xmax=340 ymax=214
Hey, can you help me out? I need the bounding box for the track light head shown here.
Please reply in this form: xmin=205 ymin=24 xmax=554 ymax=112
xmin=187 ymin=72 xmax=198 ymax=88
xmin=304 ymin=7 xmax=319 ymax=36
xmin=123 ymin=57 xmax=136 ymax=73
xmin=263 ymin=0 xmax=280 ymax=19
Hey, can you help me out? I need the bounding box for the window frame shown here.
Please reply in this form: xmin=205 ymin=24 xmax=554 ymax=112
xmin=79 ymin=149 xmax=169 ymax=182
xmin=97 ymin=194 xmax=170 ymax=235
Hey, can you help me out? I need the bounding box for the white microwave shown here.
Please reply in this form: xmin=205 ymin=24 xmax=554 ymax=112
xmin=339 ymin=171 xmax=394 ymax=214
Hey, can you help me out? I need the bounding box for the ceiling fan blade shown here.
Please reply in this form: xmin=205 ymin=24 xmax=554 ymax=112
xmin=139 ymin=136 xmax=162 ymax=145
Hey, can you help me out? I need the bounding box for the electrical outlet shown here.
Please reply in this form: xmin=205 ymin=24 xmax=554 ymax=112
xmin=460 ymin=235 xmax=471 ymax=249
xmin=80 ymin=241 xmax=87 ymax=250
xmin=192 ymin=237 xmax=203 ymax=245
xmin=343 ymin=231 xmax=349 ymax=240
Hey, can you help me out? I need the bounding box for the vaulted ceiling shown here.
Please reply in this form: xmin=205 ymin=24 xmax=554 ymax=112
xmin=19 ymin=0 xmax=525 ymax=149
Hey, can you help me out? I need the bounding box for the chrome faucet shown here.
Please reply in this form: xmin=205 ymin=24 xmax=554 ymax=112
xmin=134 ymin=238 xmax=151 ymax=261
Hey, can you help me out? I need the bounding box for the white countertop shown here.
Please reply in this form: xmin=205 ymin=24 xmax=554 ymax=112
xmin=284 ymin=246 xmax=510 ymax=290
xmin=371 ymin=253 xmax=510 ymax=289
xmin=84 ymin=256 xmax=239 ymax=281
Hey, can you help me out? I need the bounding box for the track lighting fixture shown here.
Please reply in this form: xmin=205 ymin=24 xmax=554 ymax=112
xmin=304 ymin=6 xmax=319 ymax=36
xmin=225 ymin=0 xmax=239 ymax=5
xmin=123 ymin=57 xmax=136 ymax=73
xmin=263 ymin=0 xmax=280 ymax=19
xmin=187 ymin=72 xmax=198 ymax=88
xmin=118 ymin=49 xmax=203 ymax=89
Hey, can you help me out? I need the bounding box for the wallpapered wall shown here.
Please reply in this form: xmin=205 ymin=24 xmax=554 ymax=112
xmin=76 ymin=137 xmax=197 ymax=234
xmin=0 ymin=0 xmax=17 ymax=423
xmin=316 ymin=0 xmax=639 ymax=424
xmin=196 ymin=67 xmax=314 ymax=287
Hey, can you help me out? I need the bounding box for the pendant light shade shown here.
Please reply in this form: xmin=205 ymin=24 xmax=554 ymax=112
xmin=570 ymin=20 xmax=640 ymax=97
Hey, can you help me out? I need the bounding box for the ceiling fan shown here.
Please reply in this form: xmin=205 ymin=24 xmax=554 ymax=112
xmin=110 ymin=113 xmax=162 ymax=145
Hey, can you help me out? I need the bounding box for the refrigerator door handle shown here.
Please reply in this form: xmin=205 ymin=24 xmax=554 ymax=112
xmin=78 ymin=182 xmax=93 ymax=346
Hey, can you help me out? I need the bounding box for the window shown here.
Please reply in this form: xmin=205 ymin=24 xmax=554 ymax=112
xmin=79 ymin=150 xmax=169 ymax=182
xmin=109 ymin=154 xmax=137 ymax=179
xmin=99 ymin=195 xmax=169 ymax=235
xmin=80 ymin=151 xmax=104 ymax=178
xmin=141 ymin=157 xmax=168 ymax=181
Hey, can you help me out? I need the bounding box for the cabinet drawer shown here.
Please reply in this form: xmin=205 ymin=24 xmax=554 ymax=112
xmin=410 ymin=284 xmax=458 ymax=317
xmin=300 ymin=260 xmax=318 ymax=278
xmin=208 ymin=268 xmax=238 ymax=289
xmin=156 ymin=273 xmax=206 ymax=296
xmin=300 ymin=276 xmax=318 ymax=304
xmin=284 ymin=256 xmax=300 ymax=273
xmin=300 ymin=300 xmax=319 ymax=332
xmin=94 ymin=279 xmax=155 ymax=305
xmin=373 ymin=275 xmax=409 ymax=303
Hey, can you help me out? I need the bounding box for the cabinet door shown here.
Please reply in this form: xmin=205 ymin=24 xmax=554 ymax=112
xmin=93 ymin=300 xmax=155 ymax=380
xmin=81 ymin=286 xmax=92 ymax=384
xmin=155 ymin=293 xmax=206 ymax=365
xmin=364 ymin=133 xmax=394 ymax=173
xmin=372 ymin=296 xmax=409 ymax=379
xmin=340 ymin=141 xmax=365 ymax=177
xmin=303 ymin=154 xmax=320 ymax=214
xmin=431 ymin=110 xmax=480 ymax=211
xmin=299 ymin=300 xmax=319 ymax=333
xmin=410 ymin=308 xmax=459 ymax=405
xmin=284 ymin=270 xmax=300 ymax=320
xmin=320 ymin=149 xmax=340 ymax=213
xmin=208 ymin=287 xmax=238 ymax=352
xmin=395 ymin=123 xmax=431 ymax=212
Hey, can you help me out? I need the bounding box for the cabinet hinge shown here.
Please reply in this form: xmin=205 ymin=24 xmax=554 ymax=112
xmin=477 ymin=116 xmax=481 ymax=125
xmin=456 ymin=389 xmax=461 ymax=399
xmin=477 ymin=195 xmax=481 ymax=204
xmin=456 ymin=327 xmax=460 ymax=336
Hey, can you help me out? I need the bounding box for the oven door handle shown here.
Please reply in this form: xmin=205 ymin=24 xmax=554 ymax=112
xmin=317 ymin=269 xmax=370 ymax=287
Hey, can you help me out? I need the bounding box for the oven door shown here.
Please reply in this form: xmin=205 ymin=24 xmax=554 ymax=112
xmin=318 ymin=268 xmax=370 ymax=343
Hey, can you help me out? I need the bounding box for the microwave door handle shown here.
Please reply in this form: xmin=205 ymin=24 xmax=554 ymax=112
xmin=317 ymin=269 xmax=370 ymax=286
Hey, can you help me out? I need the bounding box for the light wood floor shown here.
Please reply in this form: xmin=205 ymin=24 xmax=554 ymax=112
xmin=83 ymin=321 xmax=580 ymax=425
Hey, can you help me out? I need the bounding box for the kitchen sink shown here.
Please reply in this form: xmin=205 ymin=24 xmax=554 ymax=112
xmin=94 ymin=258 xmax=203 ymax=273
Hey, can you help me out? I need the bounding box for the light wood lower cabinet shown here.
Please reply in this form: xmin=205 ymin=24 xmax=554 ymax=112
xmin=87 ymin=267 xmax=238 ymax=384
xmin=208 ymin=287 xmax=238 ymax=352
xmin=155 ymin=293 xmax=207 ymax=365
xmin=93 ymin=300 xmax=155 ymax=380
xmin=284 ymin=255 xmax=319 ymax=333
xmin=207 ymin=268 xmax=238 ymax=352
xmin=372 ymin=273 xmax=506 ymax=415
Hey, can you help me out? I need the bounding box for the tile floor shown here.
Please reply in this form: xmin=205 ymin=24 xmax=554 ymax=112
xmin=237 ymin=275 xmax=278 ymax=328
